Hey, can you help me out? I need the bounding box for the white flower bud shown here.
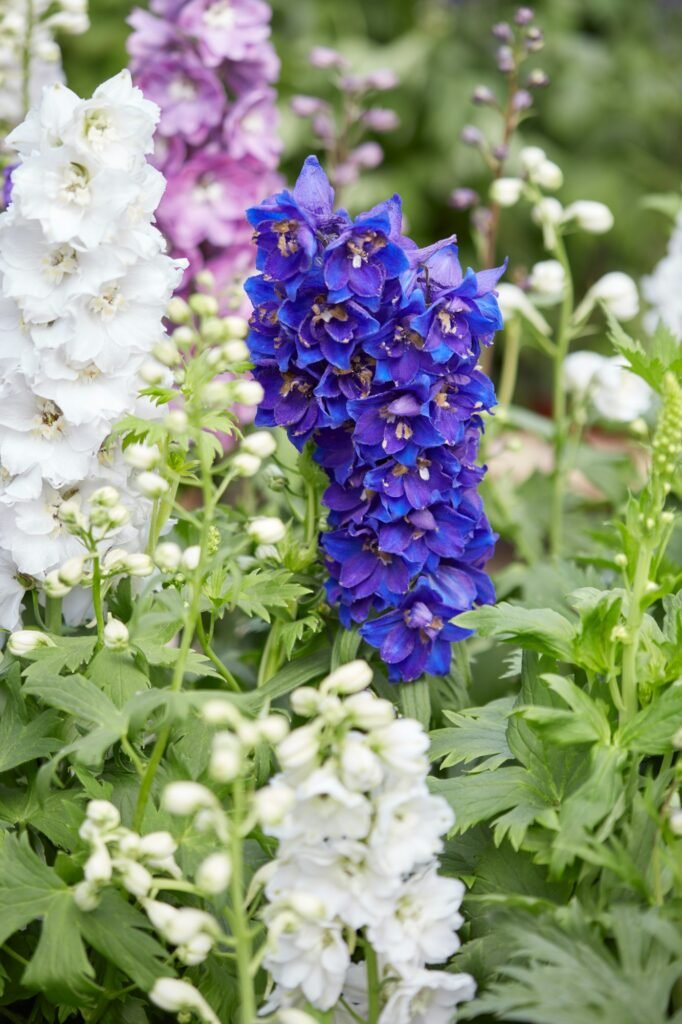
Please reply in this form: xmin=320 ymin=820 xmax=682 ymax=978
xmin=154 ymin=542 xmax=182 ymax=572
xmin=276 ymin=723 xmax=320 ymax=771
xmin=136 ymin=472 xmax=170 ymax=498
xmin=153 ymin=339 xmax=182 ymax=367
xmin=178 ymin=932 xmax=214 ymax=966
xmin=162 ymin=781 xmax=216 ymax=816
xmin=201 ymin=381 xmax=231 ymax=407
xmin=255 ymin=543 xmax=279 ymax=562
xmin=232 ymin=452 xmax=261 ymax=477
xmin=124 ymin=553 xmax=154 ymax=577
xmin=290 ymin=686 xmax=322 ymax=717
xmin=84 ymin=844 xmax=113 ymax=884
xmin=588 ymin=271 xmax=639 ymax=321
xmin=257 ymin=714 xmax=290 ymax=744
xmin=124 ymin=443 xmax=160 ymax=470
xmin=166 ymin=296 xmax=191 ymax=323
xmin=563 ymin=200 xmax=613 ymax=234
xmin=86 ymin=800 xmax=121 ymax=830
xmin=232 ymin=380 xmax=264 ymax=406
xmin=669 ymin=809 xmax=682 ymax=836
xmin=201 ymin=699 xmax=243 ymax=727
xmin=344 ymin=691 xmax=395 ymax=730
xmin=8 ymin=629 xmax=55 ymax=656
xmin=138 ymin=831 xmax=177 ymax=860
xmin=117 ymin=858 xmax=153 ymax=898
xmin=181 ymin=546 xmax=201 ymax=571
xmin=103 ymin=616 xmax=129 ymax=650
xmin=164 ymin=409 xmax=189 ymax=433
xmin=102 ymin=548 xmax=129 ymax=574
xmin=531 ymin=197 xmax=563 ymax=225
xmin=241 ymin=431 xmax=277 ymax=458
xmin=58 ymin=499 xmax=88 ymax=529
xmin=117 ymin=832 xmax=141 ymax=858
xmin=277 ymin=1011 xmax=318 ymax=1024
xmin=73 ymin=880 xmax=100 ymax=912
xmin=90 ymin=486 xmax=120 ymax=508
xmin=221 ymin=339 xmax=250 ymax=363
xmin=528 ymin=259 xmax=565 ymax=298
xmin=196 ymin=852 xmax=232 ymax=894
xmin=490 ymin=177 xmax=523 ymax=207
xmin=150 ymin=978 xmax=220 ymax=1024
xmin=533 ymin=159 xmax=563 ymax=190
xmin=224 ymin=315 xmax=249 ymax=339
xmin=140 ymin=360 xmax=167 ymax=385
xmin=164 ymin=908 xmax=217 ymax=946
xmin=209 ymin=732 xmax=243 ymax=782
xmin=195 ymin=268 xmax=216 ymax=290
xmin=320 ymin=659 xmax=374 ymax=696
xmin=247 ymin=516 xmax=286 ymax=545
xmin=189 ymin=293 xmax=219 ymax=318
xmin=43 ymin=570 xmax=72 ymax=597
xmin=144 ymin=899 xmax=178 ymax=934
xmin=519 ymin=145 xmax=546 ymax=172
xmin=255 ymin=781 xmax=295 ymax=826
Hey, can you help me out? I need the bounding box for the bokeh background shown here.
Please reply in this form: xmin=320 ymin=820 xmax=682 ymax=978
xmin=63 ymin=0 xmax=682 ymax=311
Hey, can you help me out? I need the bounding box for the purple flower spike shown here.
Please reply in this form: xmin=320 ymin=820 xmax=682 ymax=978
xmin=246 ymin=157 xmax=503 ymax=684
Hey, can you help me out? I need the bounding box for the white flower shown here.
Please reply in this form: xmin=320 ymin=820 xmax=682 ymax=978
xmin=519 ymin=145 xmax=546 ymax=172
xmin=264 ymin=916 xmax=350 ymax=1012
xmin=255 ymin=780 xmax=296 ymax=826
xmin=591 ymin=356 xmax=653 ymax=422
xmin=320 ymin=659 xmax=374 ymax=696
xmin=563 ymin=351 xmax=606 ymax=394
xmin=563 ymin=200 xmax=614 ymax=234
xmin=149 ymin=978 xmax=220 ymax=1024
xmin=528 ymin=259 xmax=565 ymax=301
xmin=533 ymin=159 xmax=563 ymax=191
xmin=241 ymin=430 xmax=277 ymax=458
xmin=642 ymin=213 xmax=682 ymax=338
xmin=339 ymin=733 xmax=384 ymax=792
xmin=368 ymin=786 xmax=454 ymax=876
xmin=274 ymin=768 xmax=372 ymax=844
xmin=367 ymin=866 xmax=464 ymax=965
xmin=7 ymin=628 xmax=54 ymax=656
xmin=490 ymin=177 xmax=523 ymax=207
xmin=103 ymin=616 xmax=129 ymax=649
xmin=196 ymin=852 xmax=232 ymax=894
xmin=0 ymin=551 xmax=25 ymax=631
xmin=588 ymin=271 xmax=639 ymax=321
xmin=379 ymin=968 xmax=476 ymax=1024
xmin=369 ymin=718 xmax=430 ymax=779
xmin=162 ymin=781 xmax=217 ymax=816
xmin=247 ymin=516 xmax=286 ymax=545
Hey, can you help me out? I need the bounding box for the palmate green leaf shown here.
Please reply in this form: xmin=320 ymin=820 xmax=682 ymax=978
xmin=225 ymin=568 xmax=310 ymax=622
xmin=429 ymin=768 xmax=541 ymax=837
xmin=616 ymin=681 xmax=682 ymax=753
xmin=87 ymin=648 xmax=150 ymax=708
xmin=462 ymin=903 xmax=682 ymax=1024
xmin=133 ymin=637 xmax=221 ymax=678
xmin=0 ymin=703 xmax=61 ymax=773
xmin=0 ymin=784 xmax=85 ymax=850
xmin=0 ymin=834 xmax=97 ymax=1006
xmin=22 ymin=672 xmax=127 ymax=733
xmin=568 ymin=587 xmax=625 ymax=674
xmin=606 ymin=310 xmax=682 ymax=394
xmin=430 ymin=697 xmax=514 ymax=772
xmin=278 ymin=614 xmax=324 ymax=660
xmin=456 ymin=603 xmax=576 ymax=660
xmin=20 ymin=635 xmax=98 ymax=684
xmin=515 ymin=673 xmax=612 ymax=746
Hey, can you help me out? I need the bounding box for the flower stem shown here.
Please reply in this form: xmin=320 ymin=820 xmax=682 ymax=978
xmin=620 ymin=544 xmax=653 ymax=724
xmin=497 ymin=316 xmax=521 ymax=409
xmin=548 ymin=233 xmax=574 ymax=558
xmin=230 ymin=775 xmax=256 ymax=1024
xmin=365 ymin=945 xmax=381 ymax=1024
xmin=91 ymin=556 xmax=106 ymax=647
xmin=196 ymin=616 xmax=242 ymax=692
xmin=45 ymin=597 xmax=62 ymax=636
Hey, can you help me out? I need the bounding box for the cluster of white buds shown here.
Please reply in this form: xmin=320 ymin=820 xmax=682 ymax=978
xmin=0 ymin=0 xmax=89 ymax=132
xmin=259 ymin=661 xmax=475 ymax=1023
xmin=74 ymin=800 xmax=181 ymax=911
xmin=0 ymin=71 xmax=184 ymax=631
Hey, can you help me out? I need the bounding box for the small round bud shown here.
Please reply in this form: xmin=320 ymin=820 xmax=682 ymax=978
xmin=290 ymin=686 xmax=322 ymax=717
xmin=532 ymin=197 xmax=563 ymax=225
xmin=118 ymin=859 xmax=153 ymax=898
xmin=154 ymin=542 xmax=182 ymax=572
xmin=194 ymin=268 xmax=215 ymax=291
xmin=320 ymin=659 xmax=374 ymax=696
xmin=232 ymin=453 xmax=261 ymax=477
xmin=221 ymin=339 xmax=250 ymax=362
xmin=181 ymin=546 xmax=201 ymax=572
xmin=73 ymin=881 xmax=100 ymax=912
xmin=662 ymin=510 xmax=675 ymax=525
xmin=614 ymin=553 xmax=628 ymax=568
xmin=492 ymin=21 xmax=513 ymax=42
xmin=533 ymin=159 xmax=563 ymax=191
xmin=276 ymin=723 xmax=320 ymax=771
xmin=153 ymin=340 xmax=182 ymax=367
xmin=58 ymin=555 xmax=86 ymax=587
xmin=58 ymin=498 xmax=87 ymax=528
xmin=43 ymin=571 xmax=72 ymax=598
xmin=490 ymin=177 xmax=523 ymax=207
xmin=515 ymin=6 xmax=535 ymax=25
xmin=136 ymin=472 xmax=170 ymax=498
xmin=90 ymin=486 xmax=119 ymax=508
xmin=527 ymin=68 xmax=549 ymax=88
xmin=164 ymin=409 xmax=189 ymax=433
xmin=103 ymin=616 xmax=129 ymax=650
xmin=202 ymin=699 xmax=242 ymax=727
xmin=255 ymin=781 xmax=295 ymax=826
xmin=162 ymin=781 xmax=216 ymax=816
xmin=223 ymin=315 xmax=249 ymax=339
xmin=241 ymin=431 xmax=277 ymax=459
xmin=232 ymin=380 xmax=264 ymax=406
xmin=8 ymin=629 xmax=55 ymax=656
xmin=448 ymin=187 xmax=479 ymax=210
xmin=472 ymin=84 xmax=496 ymax=105
xmin=344 ymin=691 xmax=395 ymax=730
xmin=84 ymin=844 xmax=113 ymax=884
xmin=139 ymin=360 xmax=167 ymax=385
xmin=669 ymin=809 xmax=682 ymax=837
xmin=172 ymin=325 xmax=197 ymax=347
xmin=247 ymin=516 xmax=286 ymax=545
xmin=460 ymin=125 xmax=484 ymax=147
xmin=124 ymin=553 xmax=154 ymax=577
xmin=188 ymin=293 xmax=219 ymax=318
xmin=563 ymin=200 xmax=614 ymax=234
xmin=528 ymin=259 xmax=565 ymax=298
xmin=196 ymin=852 xmax=232 ymax=894
xmin=257 ymin=714 xmax=290 ymax=744
xmin=166 ymin=297 xmax=191 ymax=324
xmin=209 ymin=732 xmax=243 ymax=782
xmin=124 ymin=443 xmax=161 ymax=470
xmin=673 ymin=727 xmax=682 ymax=750
xmin=138 ymin=831 xmax=177 ymax=861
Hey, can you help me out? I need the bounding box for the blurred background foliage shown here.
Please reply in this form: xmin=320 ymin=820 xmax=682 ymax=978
xmin=63 ymin=0 xmax=682 ymax=366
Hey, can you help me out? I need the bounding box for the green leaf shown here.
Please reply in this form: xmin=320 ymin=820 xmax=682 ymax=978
xmin=22 ymin=895 xmax=96 ymax=1005
xmin=78 ymin=890 xmax=172 ymax=992
xmin=277 ymin=614 xmax=324 ymax=660
xmin=0 ymin=834 xmax=65 ymax=945
xmin=456 ymin=603 xmax=576 ymax=660
xmin=21 ymin=636 xmax=98 ymax=684
xmin=0 ymin=703 xmax=61 ymax=773
xmin=568 ymin=587 xmax=625 ymax=674
xmin=641 ymin=191 xmax=682 ymax=220
xmin=516 ymin=673 xmax=612 ymax=746
xmin=429 ymin=767 xmax=535 ymax=834
xmin=430 ymin=698 xmax=514 ymax=771
xmin=242 ymin=650 xmax=330 ymax=710
xmin=133 ymin=637 xmax=221 ymax=678
xmin=225 ymin=568 xmax=310 ymax=622
xmin=401 ymin=678 xmax=431 ymax=730
xmin=23 ymin=672 xmax=127 ymax=732
xmin=87 ymin=648 xmax=150 ymax=708
xmin=606 ymin=312 xmax=682 ymax=394
xmin=617 ymin=682 xmax=682 ymax=753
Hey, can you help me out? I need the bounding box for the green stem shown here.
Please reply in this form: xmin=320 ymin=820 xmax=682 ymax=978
xmin=257 ymin=622 xmax=281 ymax=687
xmin=91 ymin=556 xmax=106 ymax=648
xmin=230 ymin=776 xmax=256 ymax=1024
xmin=620 ymin=544 xmax=653 ymax=724
xmin=549 ymin=233 xmax=575 ymax=558
xmin=133 ymin=432 xmax=214 ymax=830
xmin=45 ymin=597 xmax=62 ymax=636
xmin=497 ymin=316 xmax=522 ymax=409
xmin=196 ymin=616 xmax=241 ymax=692
xmin=21 ymin=0 xmax=34 ymax=118
xmin=365 ymin=944 xmax=381 ymax=1024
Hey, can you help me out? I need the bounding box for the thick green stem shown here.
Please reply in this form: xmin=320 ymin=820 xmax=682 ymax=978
xmin=365 ymin=945 xmax=381 ymax=1024
xmin=45 ymin=597 xmax=62 ymax=636
xmin=230 ymin=776 xmax=256 ymax=1024
xmin=91 ymin=557 xmax=106 ymax=647
xmin=497 ymin=317 xmax=522 ymax=409
xmin=620 ymin=544 xmax=653 ymax=724
xmin=196 ymin=616 xmax=241 ymax=692
xmin=549 ymin=234 xmax=574 ymax=558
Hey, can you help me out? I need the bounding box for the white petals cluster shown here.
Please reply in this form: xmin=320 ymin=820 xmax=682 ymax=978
xmin=74 ymin=799 xmax=181 ymax=911
xmin=260 ymin=661 xmax=475 ymax=1019
xmin=0 ymin=0 xmax=88 ymax=130
xmin=564 ymin=351 xmax=653 ymax=421
xmin=642 ymin=213 xmax=682 ymax=339
xmin=0 ymin=72 xmax=185 ymax=629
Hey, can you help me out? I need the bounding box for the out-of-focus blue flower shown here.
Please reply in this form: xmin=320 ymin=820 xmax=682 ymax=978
xmin=246 ymin=155 xmax=503 ymax=682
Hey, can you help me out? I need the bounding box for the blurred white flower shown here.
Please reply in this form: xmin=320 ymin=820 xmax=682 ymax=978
xmin=529 ymin=259 xmax=566 ymax=302
xmin=563 ymin=200 xmax=614 ymax=234
xmin=642 ymin=213 xmax=682 ymax=338
xmin=490 ymin=177 xmax=524 ymax=207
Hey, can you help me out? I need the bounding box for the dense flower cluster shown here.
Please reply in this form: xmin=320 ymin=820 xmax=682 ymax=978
xmin=261 ymin=661 xmax=475 ymax=1022
xmin=246 ymin=157 xmax=502 ymax=681
xmin=0 ymin=0 xmax=89 ymax=133
xmin=127 ymin=0 xmax=282 ymax=301
xmin=0 ymin=71 xmax=184 ymax=630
